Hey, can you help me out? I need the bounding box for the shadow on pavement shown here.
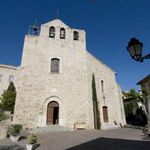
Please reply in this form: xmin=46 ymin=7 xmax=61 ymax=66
xmin=19 ymin=136 xmax=27 ymax=141
xmin=67 ymin=137 xmax=150 ymax=150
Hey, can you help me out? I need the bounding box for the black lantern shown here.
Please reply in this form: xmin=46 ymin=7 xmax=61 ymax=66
xmin=127 ymin=38 xmax=143 ymax=62
xmin=127 ymin=37 xmax=150 ymax=62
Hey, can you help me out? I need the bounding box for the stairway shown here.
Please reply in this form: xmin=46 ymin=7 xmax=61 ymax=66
xmin=31 ymin=125 xmax=72 ymax=133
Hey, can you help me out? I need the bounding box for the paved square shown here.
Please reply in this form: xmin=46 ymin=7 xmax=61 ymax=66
xmin=0 ymin=128 xmax=150 ymax=150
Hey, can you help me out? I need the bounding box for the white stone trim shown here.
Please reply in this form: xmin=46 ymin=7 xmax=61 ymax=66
xmin=39 ymin=96 xmax=66 ymax=127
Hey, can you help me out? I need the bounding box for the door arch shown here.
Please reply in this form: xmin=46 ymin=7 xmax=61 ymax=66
xmin=47 ymin=101 xmax=59 ymax=125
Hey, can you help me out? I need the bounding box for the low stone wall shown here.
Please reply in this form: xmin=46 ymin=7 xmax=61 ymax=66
xmin=0 ymin=126 xmax=7 ymax=139
xmin=0 ymin=120 xmax=11 ymax=139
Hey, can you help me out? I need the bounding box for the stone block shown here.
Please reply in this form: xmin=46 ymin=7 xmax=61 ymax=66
xmin=74 ymin=122 xmax=86 ymax=130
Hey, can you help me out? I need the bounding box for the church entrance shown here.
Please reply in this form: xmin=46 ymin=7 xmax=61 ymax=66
xmin=47 ymin=101 xmax=59 ymax=125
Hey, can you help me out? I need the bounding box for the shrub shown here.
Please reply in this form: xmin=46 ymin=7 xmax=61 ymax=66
xmin=0 ymin=82 xmax=16 ymax=113
xmin=9 ymin=124 xmax=23 ymax=136
xmin=0 ymin=111 xmax=7 ymax=122
xmin=28 ymin=133 xmax=37 ymax=144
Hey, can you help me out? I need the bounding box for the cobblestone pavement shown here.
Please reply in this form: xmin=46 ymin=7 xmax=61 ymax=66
xmin=0 ymin=128 xmax=150 ymax=150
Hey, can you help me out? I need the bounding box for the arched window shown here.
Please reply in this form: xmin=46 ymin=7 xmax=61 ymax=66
xmin=60 ymin=28 xmax=65 ymax=39
xmin=51 ymin=58 xmax=60 ymax=73
xmin=103 ymin=106 xmax=109 ymax=123
xmin=49 ymin=26 xmax=55 ymax=38
xmin=9 ymin=76 xmax=14 ymax=83
xmin=73 ymin=31 xmax=79 ymax=40
xmin=101 ymin=80 xmax=104 ymax=93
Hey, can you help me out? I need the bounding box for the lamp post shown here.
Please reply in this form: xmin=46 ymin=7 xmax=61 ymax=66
xmin=127 ymin=38 xmax=150 ymax=62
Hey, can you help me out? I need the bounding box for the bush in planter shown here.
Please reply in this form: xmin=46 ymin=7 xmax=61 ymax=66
xmin=10 ymin=124 xmax=23 ymax=136
xmin=28 ymin=133 xmax=37 ymax=144
xmin=26 ymin=134 xmax=38 ymax=150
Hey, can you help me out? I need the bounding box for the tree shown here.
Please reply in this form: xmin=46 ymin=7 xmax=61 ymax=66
xmin=123 ymin=88 xmax=149 ymax=126
xmin=123 ymin=89 xmax=141 ymax=100
xmin=0 ymin=82 xmax=16 ymax=113
xmin=123 ymin=88 xmax=149 ymax=101
xmin=92 ymin=74 xmax=100 ymax=129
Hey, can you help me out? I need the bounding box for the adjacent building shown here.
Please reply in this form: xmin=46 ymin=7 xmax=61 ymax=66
xmin=137 ymin=74 xmax=150 ymax=112
xmin=0 ymin=65 xmax=17 ymax=96
xmin=137 ymin=74 xmax=150 ymax=129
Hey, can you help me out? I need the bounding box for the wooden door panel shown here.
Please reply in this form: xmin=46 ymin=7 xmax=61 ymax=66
xmin=47 ymin=107 xmax=53 ymax=124
xmin=103 ymin=106 xmax=108 ymax=123
xmin=47 ymin=101 xmax=59 ymax=125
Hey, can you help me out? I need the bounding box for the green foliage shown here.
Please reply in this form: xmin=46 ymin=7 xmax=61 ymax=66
xmin=123 ymin=88 xmax=149 ymax=105
xmin=123 ymin=88 xmax=149 ymax=118
xmin=9 ymin=124 xmax=23 ymax=136
xmin=0 ymin=103 xmax=3 ymax=111
xmin=28 ymin=134 xmax=37 ymax=144
xmin=7 ymin=82 xmax=16 ymax=92
xmin=92 ymin=74 xmax=100 ymax=129
xmin=0 ymin=111 xmax=7 ymax=122
xmin=123 ymin=89 xmax=140 ymax=99
xmin=0 ymin=82 xmax=16 ymax=113
xmin=141 ymin=88 xmax=149 ymax=97
xmin=124 ymin=103 xmax=135 ymax=117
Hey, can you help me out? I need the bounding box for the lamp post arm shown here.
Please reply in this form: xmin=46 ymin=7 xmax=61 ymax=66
xmin=142 ymin=53 xmax=150 ymax=59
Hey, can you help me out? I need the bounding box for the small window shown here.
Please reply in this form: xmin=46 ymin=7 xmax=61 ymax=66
xmin=9 ymin=76 xmax=13 ymax=83
xmin=103 ymin=106 xmax=109 ymax=123
xmin=51 ymin=58 xmax=60 ymax=73
xmin=73 ymin=31 xmax=79 ymax=40
xmin=49 ymin=26 xmax=55 ymax=38
xmin=101 ymin=80 xmax=104 ymax=93
xmin=60 ymin=28 xmax=65 ymax=39
xmin=0 ymin=74 xmax=2 ymax=82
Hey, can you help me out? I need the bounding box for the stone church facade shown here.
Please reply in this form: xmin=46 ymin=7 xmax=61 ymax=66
xmin=0 ymin=19 xmax=126 ymax=130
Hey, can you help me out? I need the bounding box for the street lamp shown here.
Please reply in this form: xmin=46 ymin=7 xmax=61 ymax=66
xmin=127 ymin=38 xmax=150 ymax=62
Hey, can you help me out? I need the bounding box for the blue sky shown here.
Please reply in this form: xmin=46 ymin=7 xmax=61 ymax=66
xmin=0 ymin=0 xmax=149 ymax=91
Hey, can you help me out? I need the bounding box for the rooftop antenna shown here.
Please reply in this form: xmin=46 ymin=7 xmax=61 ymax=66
xmin=56 ymin=9 xmax=59 ymax=19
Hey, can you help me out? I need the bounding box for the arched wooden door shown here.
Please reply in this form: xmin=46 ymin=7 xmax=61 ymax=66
xmin=47 ymin=101 xmax=59 ymax=125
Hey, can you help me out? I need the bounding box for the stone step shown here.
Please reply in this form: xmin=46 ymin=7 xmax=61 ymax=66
xmin=31 ymin=125 xmax=72 ymax=133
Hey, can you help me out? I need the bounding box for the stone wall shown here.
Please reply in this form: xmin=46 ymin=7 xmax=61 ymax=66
xmin=0 ymin=120 xmax=11 ymax=139
xmin=86 ymin=52 xmax=126 ymax=129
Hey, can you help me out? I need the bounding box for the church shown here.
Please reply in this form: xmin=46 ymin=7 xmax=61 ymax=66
xmin=0 ymin=19 xmax=126 ymax=130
